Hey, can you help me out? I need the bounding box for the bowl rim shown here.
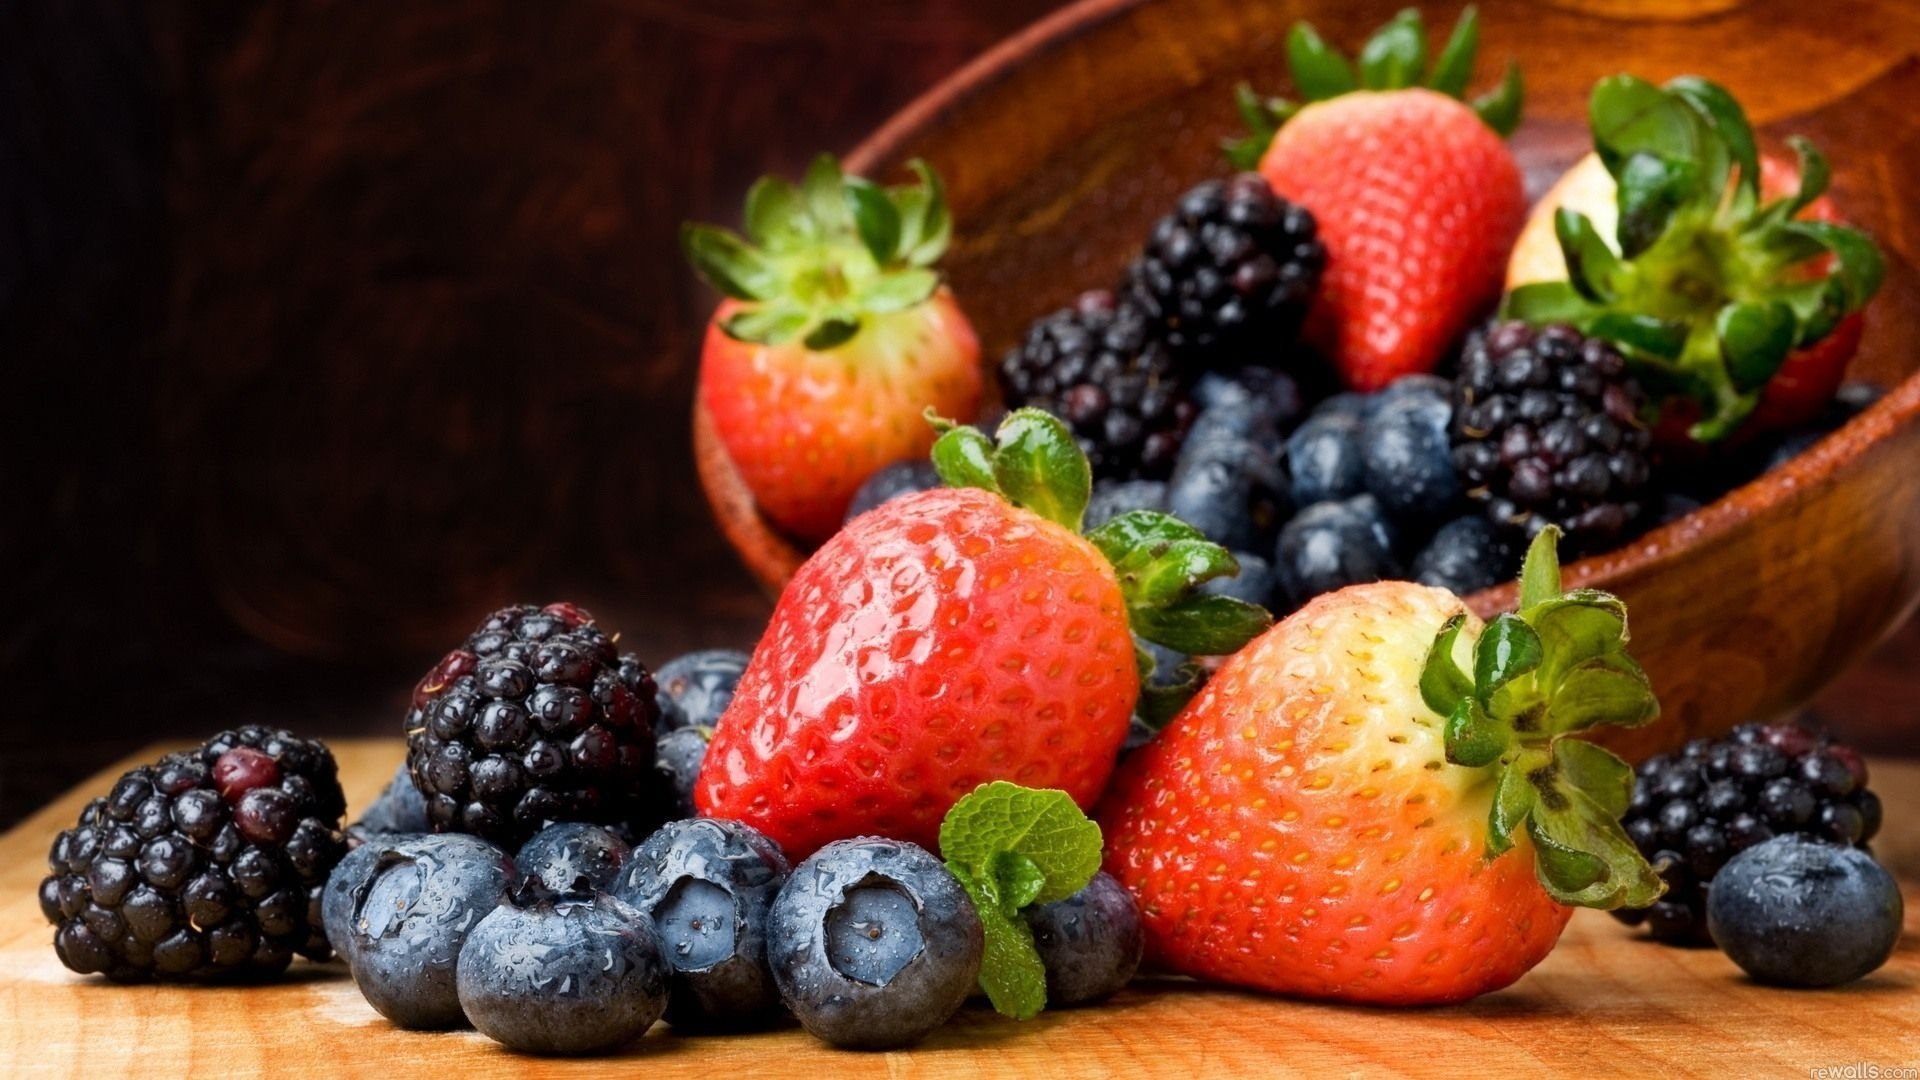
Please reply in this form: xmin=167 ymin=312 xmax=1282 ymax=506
xmin=826 ymin=0 xmax=1920 ymax=612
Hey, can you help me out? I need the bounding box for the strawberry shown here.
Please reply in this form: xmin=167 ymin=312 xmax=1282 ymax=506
xmin=1101 ymin=529 xmax=1663 ymax=1004
xmin=685 ymin=156 xmax=985 ymax=541
xmin=696 ymin=410 xmax=1272 ymax=859
xmin=1502 ymin=76 xmax=1883 ymax=442
xmin=1229 ymin=7 xmax=1526 ymax=391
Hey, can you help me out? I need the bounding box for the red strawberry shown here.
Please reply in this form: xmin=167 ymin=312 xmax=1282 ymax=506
xmin=696 ymin=410 xmax=1271 ymax=858
xmin=1231 ymin=7 xmax=1526 ymax=390
xmin=686 ymin=156 xmax=984 ymax=541
xmin=1501 ymin=76 xmax=1883 ymax=443
xmin=1101 ymin=530 xmax=1662 ymax=1004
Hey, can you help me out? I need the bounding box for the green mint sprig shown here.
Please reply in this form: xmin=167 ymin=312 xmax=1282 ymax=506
xmin=938 ymin=781 xmax=1104 ymax=1020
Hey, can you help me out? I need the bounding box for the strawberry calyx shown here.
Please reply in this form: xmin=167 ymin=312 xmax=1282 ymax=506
xmin=1419 ymin=527 xmax=1664 ymax=909
xmin=1502 ymin=76 xmax=1885 ymax=442
xmin=1225 ymin=4 xmax=1523 ymax=168
xmin=682 ymin=154 xmax=952 ymax=348
xmin=930 ymin=408 xmax=1272 ymax=720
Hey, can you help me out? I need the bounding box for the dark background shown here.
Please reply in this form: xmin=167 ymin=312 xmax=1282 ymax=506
xmin=2 ymin=0 xmax=1912 ymax=828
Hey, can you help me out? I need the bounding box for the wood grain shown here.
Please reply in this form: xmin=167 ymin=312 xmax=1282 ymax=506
xmin=698 ymin=0 xmax=1920 ymax=761
xmin=2 ymin=739 xmax=1916 ymax=1078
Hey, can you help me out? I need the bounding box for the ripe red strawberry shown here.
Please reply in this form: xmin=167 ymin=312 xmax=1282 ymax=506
xmin=1230 ymin=7 xmax=1526 ymax=391
xmin=686 ymin=156 xmax=984 ymax=541
xmin=696 ymin=410 xmax=1271 ymax=858
xmin=1101 ymin=529 xmax=1662 ymax=1004
xmin=1502 ymin=76 xmax=1883 ymax=442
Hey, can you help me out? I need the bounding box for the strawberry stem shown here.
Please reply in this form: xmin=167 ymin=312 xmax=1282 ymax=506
xmin=1419 ymin=528 xmax=1664 ymax=910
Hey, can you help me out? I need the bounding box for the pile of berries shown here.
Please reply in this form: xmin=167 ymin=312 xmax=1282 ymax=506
xmin=1613 ymin=722 xmax=1885 ymax=946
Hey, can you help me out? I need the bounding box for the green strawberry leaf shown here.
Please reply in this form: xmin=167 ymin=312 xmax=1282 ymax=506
xmin=1556 ymin=207 xmax=1627 ymax=302
xmin=1586 ymin=312 xmax=1689 ymax=362
xmin=683 ymin=155 xmax=956 ymax=349
xmin=1130 ymin=594 xmax=1272 ymax=659
xmin=681 ymin=224 xmax=777 ymax=302
xmin=1426 ymin=5 xmax=1480 ymax=98
xmin=1358 ymin=8 xmax=1426 ymax=90
xmin=1470 ymin=60 xmax=1523 ymax=137
xmin=1419 ymin=613 xmax=1474 ymax=717
xmin=1224 ymin=84 xmax=1296 ymax=170
xmin=844 ymin=177 xmax=901 ymax=265
xmin=991 ymin=409 xmax=1092 ymax=531
xmin=1781 ymin=221 xmax=1885 ymax=313
xmin=1666 ymin=75 xmax=1759 ymax=211
xmin=1615 ymin=152 xmax=1699 ymax=259
xmin=1500 ymin=280 xmax=1595 ymax=325
xmin=929 ymin=413 xmax=1000 ymax=493
xmin=1286 ymin=22 xmax=1355 ymax=101
xmin=744 ymin=175 xmax=808 ymax=249
xmin=1135 ymin=641 xmax=1205 ymax=730
xmin=1716 ymin=300 xmax=1797 ymax=392
xmin=939 ymin=782 xmax=1105 ymax=1020
xmin=1422 ymin=527 xmax=1664 ymax=911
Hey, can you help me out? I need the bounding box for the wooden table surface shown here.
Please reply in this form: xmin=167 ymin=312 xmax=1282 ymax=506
xmin=2 ymin=739 xmax=1916 ymax=1078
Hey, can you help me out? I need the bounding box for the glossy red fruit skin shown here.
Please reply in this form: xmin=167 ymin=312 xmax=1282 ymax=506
xmin=699 ymin=289 xmax=983 ymax=543
xmin=1260 ymin=89 xmax=1525 ymax=391
xmin=1099 ymin=583 xmax=1570 ymax=1005
xmin=694 ymin=488 xmax=1137 ymax=858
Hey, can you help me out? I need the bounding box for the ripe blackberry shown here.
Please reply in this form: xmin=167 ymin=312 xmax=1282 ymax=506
xmin=1613 ymin=722 xmax=1883 ymax=946
xmin=405 ymin=602 xmax=663 ymax=848
xmin=1124 ymin=173 xmax=1324 ymax=359
xmin=998 ymin=290 xmax=1197 ymax=480
xmin=39 ymin=726 xmax=347 ymax=982
xmin=1452 ymin=322 xmax=1654 ymax=556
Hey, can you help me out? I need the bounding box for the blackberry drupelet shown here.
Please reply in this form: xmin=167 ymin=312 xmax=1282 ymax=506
xmin=405 ymin=602 xmax=664 ymax=848
xmin=1124 ymin=173 xmax=1324 ymax=359
xmin=998 ymin=290 xmax=1197 ymax=480
xmin=1613 ymin=722 xmax=1883 ymax=946
xmin=1451 ymin=322 xmax=1654 ymax=556
xmin=39 ymin=726 xmax=347 ymax=982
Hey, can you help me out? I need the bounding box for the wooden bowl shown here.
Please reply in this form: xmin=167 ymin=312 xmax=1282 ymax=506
xmin=695 ymin=0 xmax=1920 ymax=759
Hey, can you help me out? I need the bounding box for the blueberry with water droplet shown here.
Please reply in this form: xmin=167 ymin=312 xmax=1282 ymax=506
xmin=768 ymin=837 xmax=982 ymax=1049
xmin=345 ymin=834 xmax=516 ymax=1029
xmin=515 ymin=821 xmax=630 ymax=894
xmin=653 ymin=650 xmax=751 ymax=733
xmin=618 ymin=818 xmax=790 ymax=1030
xmin=1706 ymin=835 xmax=1902 ymax=988
xmin=456 ymin=888 xmax=669 ymax=1055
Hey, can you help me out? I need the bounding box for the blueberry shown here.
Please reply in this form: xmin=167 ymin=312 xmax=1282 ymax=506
xmin=1310 ymin=392 xmax=1369 ymax=422
xmin=654 ymin=727 xmax=711 ymax=819
xmin=348 ymin=764 xmax=431 ymax=842
xmin=768 ymin=838 xmax=983 ymax=1049
xmin=1707 ymin=835 xmax=1902 ymax=988
xmin=1084 ymin=479 xmax=1167 ymax=531
xmin=515 ymin=822 xmax=630 ymax=895
xmin=618 ymin=818 xmax=791 ymax=1031
xmin=1273 ymin=495 xmax=1400 ymax=607
xmin=346 ymin=834 xmax=517 ymax=1029
xmin=1024 ymin=872 xmax=1143 ymax=1007
xmin=323 ymin=833 xmax=424 ymax=971
xmin=653 ymin=649 xmax=750 ymax=732
xmin=1201 ymin=551 xmax=1277 ymax=610
xmin=1411 ymin=517 xmax=1514 ymax=595
xmin=1193 ymin=365 xmax=1304 ymax=432
xmin=1286 ymin=410 xmax=1366 ymax=506
xmin=1658 ymin=492 xmax=1703 ymax=524
xmin=1370 ymin=374 xmax=1451 ymax=410
xmin=456 ymin=890 xmax=669 ymax=1055
xmin=844 ymin=461 xmax=941 ymax=523
xmin=1361 ymin=391 xmax=1461 ymax=520
xmin=1121 ymin=715 xmax=1157 ymax=755
xmin=1165 ymin=427 xmax=1288 ymax=552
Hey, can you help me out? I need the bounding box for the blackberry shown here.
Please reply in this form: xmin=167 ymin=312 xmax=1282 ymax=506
xmin=39 ymin=726 xmax=347 ymax=982
xmin=1124 ymin=173 xmax=1324 ymax=359
xmin=1613 ymin=722 xmax=1882 ymax=946
xmin=998 ymin=290 xmax=1196 ymax=480
xmin=1451 ymin=322 xmax=1654 ymax=556
xmin=404 ymin=602 xmax=664 ymax=848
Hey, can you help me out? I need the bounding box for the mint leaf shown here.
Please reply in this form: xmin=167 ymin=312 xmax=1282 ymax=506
xmin=939 ymin=782 xmax=1105 ymax=1019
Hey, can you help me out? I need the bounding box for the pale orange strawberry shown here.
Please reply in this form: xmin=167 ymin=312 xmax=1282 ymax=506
xmin=686 ymin=156 xmax=984 ymax=541
xmin=1101 ymin=530 xmax=1662 ymax=1004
